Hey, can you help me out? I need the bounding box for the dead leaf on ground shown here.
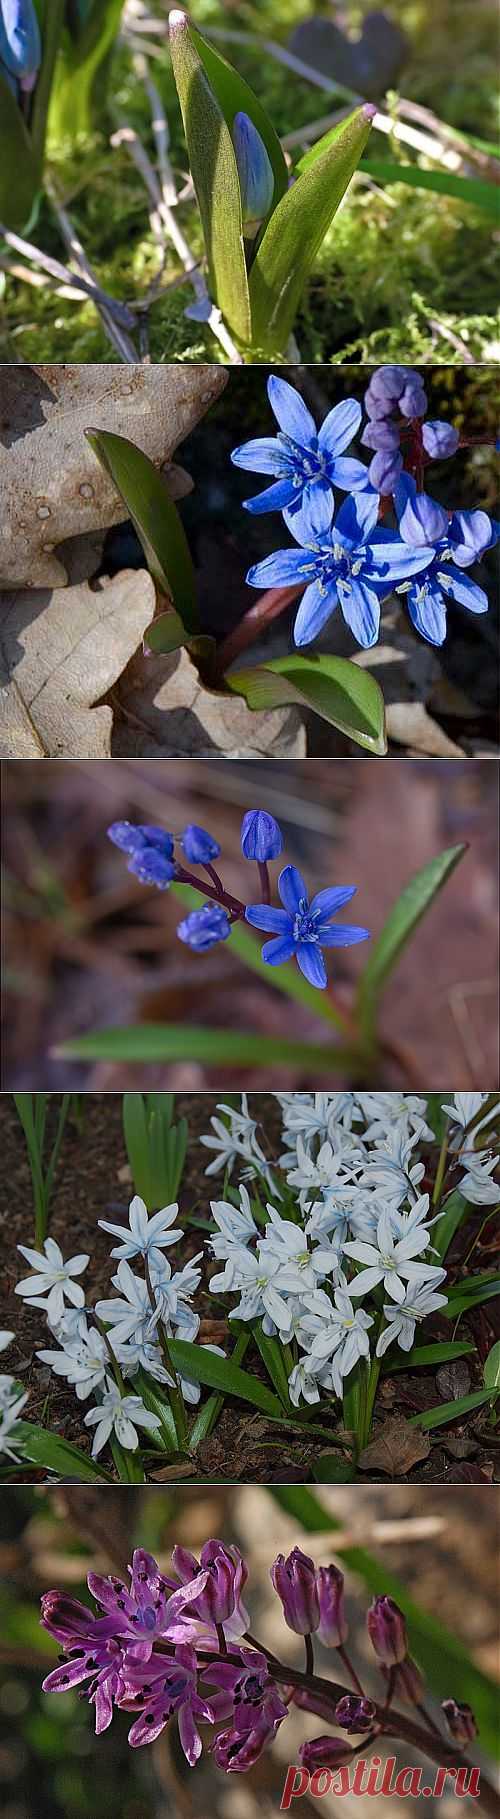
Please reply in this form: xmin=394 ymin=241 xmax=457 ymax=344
xmin=358 ymin=1415 xmax=431 ymax=1477
xmin=111 ymin=640 xmax=306 ymax=758
xmin=0 ymin=364 xmax=227 ymax=588
xmin=0 ymin=568 xmax=155 ymax=756
xmin=436 ymin=1359 xmax=472 ymax=1401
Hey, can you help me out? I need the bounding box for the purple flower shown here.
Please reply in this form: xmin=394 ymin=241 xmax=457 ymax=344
xmin=394 ymin=474 xmax=492 ymax=645
xmin=335 ymin=1694 xmax=377 ymax=1732
xmin=367 ymin=1596 xmax=407 ymax=1666
xmin=210 ymin=1652 xmax=289 ymax=1771
xmin=270 ymin=1547 xmax=320 ymax=1634
xmin=232 ymin=376 xmax=368 ymax=518
xmin=86 ymin=1550 xmax=181 ymax=1661
xmin=177 ymin=905 xmax=231 ymax=950
xmin=240 ymin=809 xmax=284 ymax=862
xmin=122 ymin=1643 xmax=216 ymax=1763
xmin=245 ymin=864 xmax=369 ymax=991
xmin=246 ymin=488 xmax=431 ymax=648
xmin=171 ymin=1540 xmax=249 ymax=1638
xmin=299 ymin=1736 xmax=355 ymax=1770
xmin=316 ymin=1565 xmax=348 ymax=1648
xmin=181 ymin=824 xmax=221 ymax=864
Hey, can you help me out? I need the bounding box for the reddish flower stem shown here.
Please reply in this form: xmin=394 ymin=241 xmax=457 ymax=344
xmin=214 ymin=584 xmax=304 ymax=680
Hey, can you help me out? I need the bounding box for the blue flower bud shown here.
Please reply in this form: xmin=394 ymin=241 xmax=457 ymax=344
xmin=368 ymin=448 xmax=403 ymax=495
xmin=107 ymin=822 xmax=174 ymax=858
xmin=0 ymin=0 xmax=41 ymax=86
xmin=240 ymin=809 xmax=284 ymax=863
xmin=177 ymin=904 xmax=231 ymax=950
xmin=421 ymin=419 xmax=460 ymax=460
xmin=181 ymin=824 xmax=221 ymax=864
xmin=399 ymin=380 xmax=427 ymax=419
xmin=361 ymin=420 xmax=401 ymax=452
xmin=232 ymin=111 xmax=274 ymax=228
xmin=127 ymin=849 xmax=175 ymax=889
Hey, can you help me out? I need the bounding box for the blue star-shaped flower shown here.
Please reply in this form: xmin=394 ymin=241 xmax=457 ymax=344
xmin=246 ymin=487 xmax=431 ymax=648
xmin=245 ymin=864 xmax=370 ymax=990
xmin=231 ymin=376 xmax=368 ymax=517
xmin=394 ymin=475 xmax=495 ymax=645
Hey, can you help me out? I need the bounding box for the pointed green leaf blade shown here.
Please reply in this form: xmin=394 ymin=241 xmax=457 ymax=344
xmin=187 ymin=22 xmax=288 ymax=210
xmin=248 ymin=106 xmax=374 ymax=355
xmin=56 ymin=1024 xmax=357 ymax=1072
xmin=227 ymin=652 xmax=387 ymax=755
xmin=0 ymin=74 xmax=39 ymax=228
xmin=356 ymin=843 xmax=467 ymax=1042
xmin=85 ymin=428 xmax=198 ymax=634
xmin=169 ymin=12 xmax=251 ymax=342
xmin=484 ymin=1342 xmax=500 ymax=1390
xmin=15 ymin=1422 xmax=113 ymax=1481
xmin=168 ymin=1338 xmax=283 ymax=1418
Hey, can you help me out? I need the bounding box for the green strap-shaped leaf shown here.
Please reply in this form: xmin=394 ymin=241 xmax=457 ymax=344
xmin=168 ymin=1337 xmax=283 ymax=1417
xmin=57 ymin=1024 xmax=357 ymax=1071
xmin=227 ymin=652 xmax=387 ymax=755
xmin=187 ymin=23 xmax=288 ymax=211
xmin=248 ymin=106 xmax=374 ymax=355
xmin=356 ymin=842 xmax=466 ymax=1044
xmin=361 ymin=158 xmax=500 ymax=221
xmin=169 ymin=13 xmax=251 ymax=343
xmin=15 ymin=1421 xmax=113 ymax=1481
xmin=47 ymin=0 xmax=125 ymax=144
xmin=432 ymin=1189 xmax=468 ymax=1261
xmin=85 ymin=428 xmax=198 ymax=635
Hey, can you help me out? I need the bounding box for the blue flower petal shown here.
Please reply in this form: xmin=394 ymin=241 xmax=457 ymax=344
xmin=318 ymin=924 xmax=370 ymax=947
xmin=407 ymin=581 xmax=447 ymax=646
xmin=293 ymin=580 xmax=339 ymax=645
xmin=370 ymin=533 xmax=435 ymax=582
xmin=449 ymin=509 xmax=494 ymax=567
xmin=309 ymin=885 xmax=357 ymax=921
xmin=231 ymin=436 xmax=284 ymax=474
xmin=278 ymin=865 xmax=308 ymax=915
xmin=267 ymin=376 xmax=316 ymax=446
xmin=284 ymin=487 xmax=334 ymax=546
xmin=398 ymin=486 xmax=449 ymax=548
xmin=246 ymin=549 xmax=315 ymax=589
xmin=339 ymin=577 xmax=380 ymax=648
xmin=245 ymin=904 xmax=291 ymax=933
xmin=317 ymin=398 xmax=361 ymax=458
xmin=335 ymin=489 xmax=380 ymax=545
xmin=438 ymin=566 xmax=488 ymax=614
xmin=261 ymin=934 xmax=297 ymax=965
xmin=295 ymin=944 xmax=327 ymax=989
xmin=244 ymin=478 xmax=298 ymax=515
xmin=330 ymin=456 xmax=370 ymax=493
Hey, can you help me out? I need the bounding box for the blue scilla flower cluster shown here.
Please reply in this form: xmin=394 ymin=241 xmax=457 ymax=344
xmin=231 ymin=372 xmax=498 ymax=649
xmin=107 ymin=810 xmax=370 ymax=990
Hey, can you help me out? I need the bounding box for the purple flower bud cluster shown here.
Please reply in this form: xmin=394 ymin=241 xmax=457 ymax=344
xmin=106 ymin=811 xmax=369 ymax=989
xmin=40 ymin=1540 xmax=480 ymax=1781
xmin=362 ymin=365 xmax=459 ymax=495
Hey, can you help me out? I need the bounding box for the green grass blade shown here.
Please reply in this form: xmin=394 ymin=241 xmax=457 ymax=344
xmin=57 ymin=1024 xmax=356 ymax=1071
xmin=360 ymin=157 xmax=500 ymax=220
xmin=357 ymin=843 xmax=466 ymax=1045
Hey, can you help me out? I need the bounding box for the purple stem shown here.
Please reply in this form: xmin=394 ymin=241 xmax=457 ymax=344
xmin=257 ymin=860 xmax=271 ymax=904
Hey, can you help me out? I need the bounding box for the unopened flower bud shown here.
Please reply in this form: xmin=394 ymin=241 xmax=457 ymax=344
xmin=240 ymin=809 xmax=283 ymax=862
xmin=442 ymin=1699 xmax=478 ymax=1744
xmin=181 ymin=824 xmax=221 ymax=864
xmin=381 ymin=1656 xmax=425 ymax=1706
xmin=233 ymin=112 xmax=274 ymax=229
xmin=0 ymin=0 xmax=41 ymax=88
xmin=421 ymin=420 xmax=460 ymax=460
xmin=316 ymin=1565 xmax=348 ymax=1648
xmin=107 ymin=822 xmax=174 ymax=858
xmin=177 ymin=903 xmax=231 ymax=950
xmin=127 ymin=848 xmax=175 ymax=889
xmin=369 ymin=449 xmax=403 ymax=494
xmin=335 ymin=1694 xmax=377 ymax=1732
xmin=367 ymin=1596 xmax=407 ymax=1666
xmin=270 ymin=1547 xmax=320 ymax=1635
xmin=299 ymin=1735 xmax=354 ymax=1771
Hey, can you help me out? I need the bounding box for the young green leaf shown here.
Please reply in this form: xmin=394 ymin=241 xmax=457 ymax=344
xmin=167 ymin=1338 xmax=284 ymax=1418
xmin=85 ymin=428 xmax=198 ymax=635
xmin=443 ymin=1275 xmax=500 ymax=1316
xmin=0 ymin=71 xmax=39 ymax=228
xmin=15 ymin=1422 xmax=113 ymax=1481
xmin=169 ymin=11 xmax=251 ymax=343
xmin=227 ymin=653 xmax=387 ymax=755
xmin=409 ymin=1388 xmax=499 ymax=1430
xmin=384 ymin=1340 xmax=475 ymax=1371
xmin=252 ymin=1322 xmax=292 ymax=1409
xmin=248 ymin=106 xmax=374 ymax=356
xmin=57 ymin=1024 xmax=357 ymax=1072
xmin=432 ymin=1190 xmax=469 ymax=1262
xmin=484 ymin=1342 xmax=500 ymax=1391
xmin=188 ymin=1329 xmax=251 ymax=1452
xmin=356 ymin=843 xmax=467 ymax=1044
xmin=360 ymin=158 xmax=500 ymax=221
xmin=47 ymin=0 xmax=125 ymax=144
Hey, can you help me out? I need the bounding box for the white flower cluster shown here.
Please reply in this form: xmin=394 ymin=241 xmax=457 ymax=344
xmin=14 ymin=1201 xmax=221 ymax=1458
xmin=204 ymin=1091 xmax=499 ymax=1407
xmin=0 ymin=1331 xmax=28 ymax=1464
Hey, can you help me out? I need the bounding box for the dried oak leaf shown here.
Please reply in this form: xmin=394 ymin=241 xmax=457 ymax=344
xmin=112 ymin=641 xmax=306 ymax=758
xmin=358 ymin=1415 xmax=430 ymax=1477
xmin=0 ymin=363 xmax=227 ymax=588
xmin=0 ymin=569 xmax=155 ymax=757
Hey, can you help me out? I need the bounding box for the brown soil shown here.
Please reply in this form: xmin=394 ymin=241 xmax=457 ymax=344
xmin=1 ymin=1094 xmax=498 ymax=1484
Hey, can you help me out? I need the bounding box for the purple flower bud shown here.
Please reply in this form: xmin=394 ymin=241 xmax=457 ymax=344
xmin=107 ymin=822 xmax=174 ymax=858
xmin=422 ymin=419 xmax=460 ymax=460
xmin=270 ymin=1548 xmax=320 ymax=1635
xmin=172 ymin=1539 xmax=248 ymax=1626
xmin=335 ymin=1694 xmax=377 ymax=1733
xmin=127 ymin=848 xmax=175 ymax=889
xmin=299 ymin=1736 xmax=355 ymax=1771
xmin=381 ymin=1657 xmax=425 ymax=1706
xmin=442 ymin=1699 xmax=478 ymax=1744
xmin=233 ymin=111 xmax=274 ymax=227
xmin=0 ymin=0 xmax=41 ymax=85
xmin=240 ymin=809 xmax=284 ymax=862
xmin=369 ymin=448 xmax=404 ymax=494
xmin=369 ymin=365 xmax=409 ymax=402
xmin=361 ymin=420 xmax=401 ymax=452
xmin=176 ymin=904 xmax=231 ymax=950
xmin=399 ymin=381 xmax=427 ymax=419
xmin=40 ymin=1591 xmax=101 ymax=1645
xmin=367 ymin=1596 xmax=408 ymax=1666
xmin=180 ymin=824 xmax=221 ymax=864
xmin=316 ymin=1565 xmax=348 ymax=1648
xmin=397 ymin=484 xmax=449 ymax=547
